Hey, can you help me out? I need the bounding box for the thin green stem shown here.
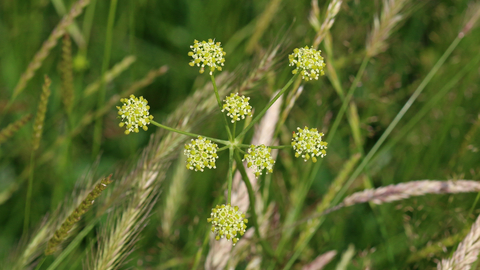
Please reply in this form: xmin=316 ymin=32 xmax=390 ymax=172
xmin=237 ymin=74 xmax=298 ymax=139
xmin=92 ymin=0 xmax=117 ymax=158
xmin=150 ymin=120 xmax=229 ymax=145
xmin=227 ymin=147 xmax=234 ymax=204
xmin=192 ymin=225 xmax=211 ymax=270
xmin=235 ymin=143 xmax=291 ymax=149
xmin=23 ymin=151 xmax=35 ymax=235
xmin=331 ymin=35 xmax=463 ymax=207
xmin=34 ymin=256 xmax=47 ymax=270
xmin=273 ymin=56 xmax=370 ymax=266
xmin=371 ymin=49 xmax=480 ymax=167
xmin=234 ymin=150 xmax=276 ymax=259
xmin=218 ymin=145 xmax=229 ymax=152
xmin=210 ymin=74 xmax=233 ymax=140
xmin=233 ymin=122 xmax=236 ymax=138
xmin=81 ymin=0 xmax=97 ymax=51
xmin=46 ymin=218 xmax=98 ymax=270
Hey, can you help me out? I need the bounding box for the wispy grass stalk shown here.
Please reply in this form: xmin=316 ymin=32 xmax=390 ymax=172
xmin=83 ymin=56 xmax=137 ymax=98
xmin=302 ymin=250 xmax=337 ymax=270
xmin=161 ymin=155 xmax=188 ymax=237
xmin=9 ymin=163 xmax=101 ymax=270
xmin=60 ymin=34 xmax=74 ymax=117
xmin=310 ymin=0 xmax=343 ymax=48
xmin=366 ymin=0 xmax=410 ymax=58
xmin=10 ymin=0 xmax=90 ymax=102
xmin=91 ymin=159 xmax=159 ymax=270
xmin=324 ymin=180 xmax=480 ymax=214
xmin=24 ymin=75 xmax=51 ymax=235
xmin=438 ymin=213 xmax=480 ymax=270
xmin=0 ymin=113 xmax=32 ymax=146
xmin=407 ymin=227 xmax=469 ymax=263
xmin=50 ymin=0 xmax=86 ymax=49
xmin=90 ymin=72 xmax=233 ymax=270
xmin=45 ymin=175 xmax=113 ymax=255
xmin=245 ymin=0 xmax=282 ymax=54
xmin=0 ymin=66 xmax=168 ymax=207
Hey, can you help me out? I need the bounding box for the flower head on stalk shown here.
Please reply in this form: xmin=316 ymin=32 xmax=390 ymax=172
xmin=117 ymin=95 xmax=153 ymax=135
xmin=289 ymin=46 xmax=326 ymax=81
xmin=188 ymin=39 xmax=226 ymax=75
xmin=291 ymin=127 xmax=327 ymax=162
xmin=207 ymin=204 xmax=248 ymax=246
xmin=243 ymin=144 xmax=275 ymax=178
xmin=222 ymin=93 xmax=253 ymax=123
xmin=184 ymin=136 xmax=219 ymax=172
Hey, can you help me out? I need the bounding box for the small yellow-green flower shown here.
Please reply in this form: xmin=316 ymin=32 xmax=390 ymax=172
xmin=117 ymin=95 xmax=153 ymax=135
xmin=207 ymin=204 xmax=248 ymax=246
xmin=291 ymin=127 xmax=327 ymax=163
xmin=184 ymin=136 xmax=219 ymax=172
xmin=289 ymin=46 xmax=326 ymax=81
xmin=188 ymin=39 xmax=226 ymax=75
xmin=243 ymin=144 xmax=275 ymax=178
xmin=222 ymin=93 xmax=252 ymax=123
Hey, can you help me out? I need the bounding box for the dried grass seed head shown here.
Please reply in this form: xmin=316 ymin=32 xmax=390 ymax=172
xmin=289 ymin=46 xmax=326 ymax=81
xmin=188 ymin=39 xmax=226 ymax=75
xmin=184 ymin=136 xmax=219 ymax=172
xmin=292 ymin=126 xmax=327 ymax=162
xmin=117 ymin=94 xmax=153 ymax=135
xmin=222 ymin=93 xmax=253 ymax=123
xmin=243 ymin=144 xmax=275 ymax=178
xmin=207 ymin=204 xmax=248 ymax=246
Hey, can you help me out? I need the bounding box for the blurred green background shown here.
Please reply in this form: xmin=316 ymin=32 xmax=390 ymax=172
xmin=1 ymin=0 xmax=480 ymax=269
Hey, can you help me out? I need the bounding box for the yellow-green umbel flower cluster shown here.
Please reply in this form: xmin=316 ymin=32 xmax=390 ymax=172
xmin=222 ymin=93 xmax=253 ymax=123
xmin=289 ymin=46 xmax=326 ymax=81
xmin=117 ymin=94 xmax=153 ymax=135
xmin=291 ymin=127 xmax=328 ymax=163
xmin=188 ymin=39 xmax=226 ymax=75
xmin=184 ymin=136 xmax=219 ymax=172
xmin=243 ymin=144 xmax=275 ymax=178
xmin=207 ymin=204 xmax=248 ymax=246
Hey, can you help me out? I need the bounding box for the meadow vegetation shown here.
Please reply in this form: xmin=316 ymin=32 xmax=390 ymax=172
xmin=1 ymin=0 xmax=480 ymax=269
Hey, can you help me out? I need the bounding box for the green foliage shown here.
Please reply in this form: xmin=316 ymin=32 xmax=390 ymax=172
xmin=1 ymin=0 xmax=480 ymax=269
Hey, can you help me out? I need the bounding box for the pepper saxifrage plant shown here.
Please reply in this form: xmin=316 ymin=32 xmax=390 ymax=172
xmin=117 ymin=39 xmax=328 ymax=246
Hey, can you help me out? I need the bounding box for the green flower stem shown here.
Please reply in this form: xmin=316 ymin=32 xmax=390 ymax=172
xmin=227 ymin=147 xmax=234 ymax=204
xmin=233 ymin=121 xmax=236 ymax=138
xmin=268 ymin=145 xmax=292 ymax=150
xmin=150 ymin=120 xmax=229 ymax=145
xmin=236 ymin=74 xmax=298 ymax=139
xmin=218 ymin=145 xmax=229 ymax=152
xmin=210 ymin=74 xmax=233 ymax=141
xmin=235 ymin=144 xmax=291 ymax=149
xmin=234 ymin=150 xmax=276 ymax=259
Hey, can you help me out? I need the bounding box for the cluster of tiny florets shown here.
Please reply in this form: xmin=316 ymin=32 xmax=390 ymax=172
xmin=288 ymin=46 xmax=326 ymax=81
xmin=291 ymin=127 xmax=327 ymax=163
xmin=222 ymin=93 xmax=253 ymax=123
xmin=117 ymin=95 xmax=153 ymax=135
xmin=184 ymin=136 xmax=219 ymax=172
xmin=188 ymin=39 xmax=226 ymax=75
xmin=207 ymin=204 xmax=248 ymax=246
xmin=243 ymin=145 xmax=275 ymax=178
